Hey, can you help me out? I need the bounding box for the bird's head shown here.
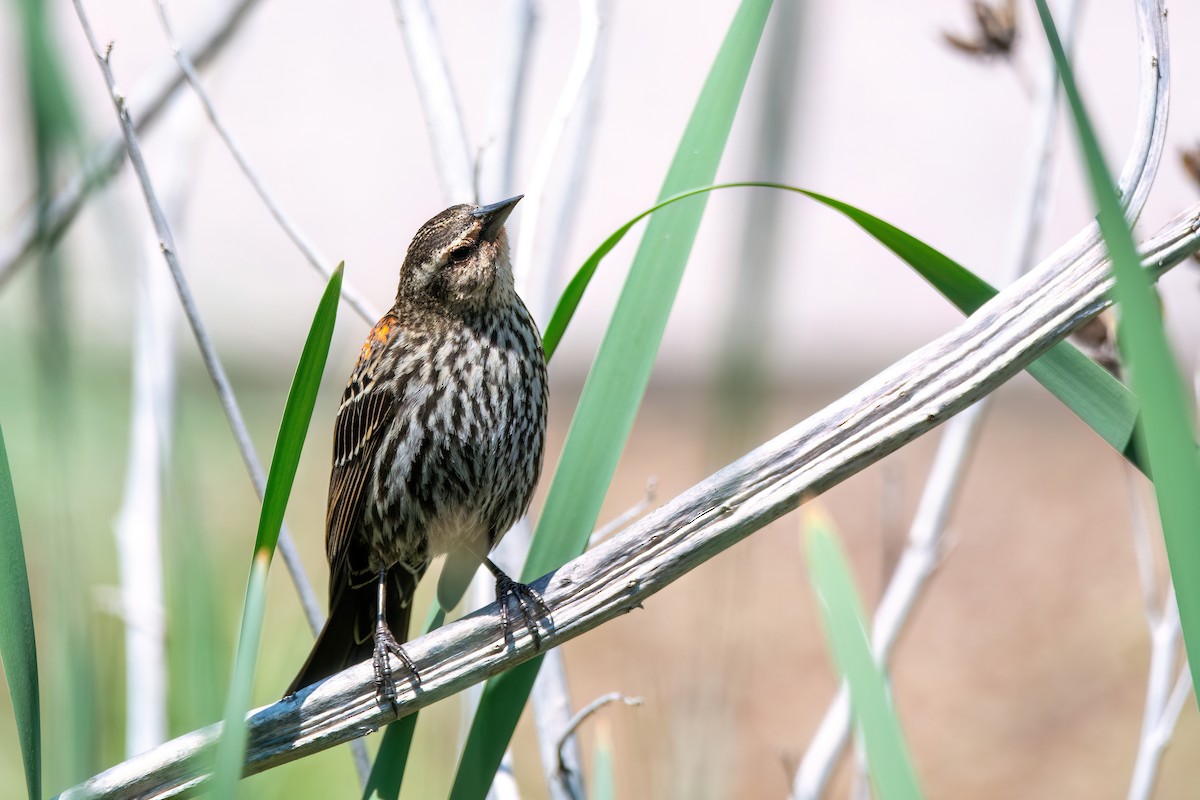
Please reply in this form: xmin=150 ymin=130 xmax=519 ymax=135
xmin=396 ymin=196 xmax=522 ymax=312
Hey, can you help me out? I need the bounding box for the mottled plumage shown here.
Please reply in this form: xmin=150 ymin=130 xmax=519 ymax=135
xmin=286 ymin=196 xmax=547 ymax=700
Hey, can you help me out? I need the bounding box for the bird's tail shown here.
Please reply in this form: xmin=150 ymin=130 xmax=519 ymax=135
xmin=284 ymin=564 xmax=423 ymax=697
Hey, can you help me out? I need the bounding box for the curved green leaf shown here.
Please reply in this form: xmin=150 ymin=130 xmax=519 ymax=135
xmin=1035 ymin=0 xmax=1200 ymax=708
xmin=549 ymin=181 xmax=1144 ymax=471
xmin=212 ymin=263 xmax=344 ymax=797
xmin=0 ymin=427 xmax=40 ymax=800
xmin=798 ymin=189 xmax=1145 ymax=471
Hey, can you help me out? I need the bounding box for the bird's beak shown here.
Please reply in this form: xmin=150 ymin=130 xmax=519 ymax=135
xmin=472 ymin=195 xmax=523 ymax=242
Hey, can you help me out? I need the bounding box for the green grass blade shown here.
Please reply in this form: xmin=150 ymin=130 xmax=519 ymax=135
xmin=589 ymin=727 xmax=615 ymax=800
xmin=165 ymin=477 xmax=228 ymax=735
xmin=362 ymin=606 xmax=445 ymax=800
xmin=806 ymin=512 xmax=922 ymax=800
xmin=548 ymin=181 xmax=1144 ymax=470
xmin=796 ymin=190 xmax=1146 ymax=471
xmin=1033 ymin=0 xmax=1200 ymax=703
xmin=249 ymin=262 xmax=345 ymax=559
xmin=362 ymin=689 xmax=416 ymax=800
xmin=0 ymin=427 xmax=41 ymax=800
xmin=211 ymin=264 xmax=344 ymax=797
xmin=446 ymin=3 xmax=773 ymax=798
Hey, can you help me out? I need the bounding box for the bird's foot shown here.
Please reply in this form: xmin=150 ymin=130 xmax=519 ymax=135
xmin=372 ymin=625 xmax=418 ymax=708
xmin=494 ymin=572 xmax=551 ymax=650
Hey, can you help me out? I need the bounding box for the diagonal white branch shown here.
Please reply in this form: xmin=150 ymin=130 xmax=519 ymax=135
xmin=70 ymin=0 xmax=325 ymax=635
xmin=150 ymin=0 xmax=381 ymax=327
xmin=55 ymin=199 xmax=1200 ymax=800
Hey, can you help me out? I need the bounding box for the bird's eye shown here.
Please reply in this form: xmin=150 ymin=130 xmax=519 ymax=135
xmin=449 ymin=245 xmax=473 ymax=263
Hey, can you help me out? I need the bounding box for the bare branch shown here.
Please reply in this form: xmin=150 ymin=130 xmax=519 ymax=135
xmin=54 ymin=199 xmax=1200 ymax=799
xmin=148 ymin=0 xmax=378 ymax=783
xmin=1157 ymin=664 xmax=1194 ymax=746
xmin=1128 ymin=586 xmax=1186 ymax=800
xmin=150 ymin=0 xmax=381 ymax=327
xmin=0 ymin=0 xmax=264 ymax=288
xmin=112 ymin=89 xmax=200 ymax=758
xmin=531 ymin=647 xmax=582 ymax=800
xmin=69 ymin=0 xmax=325 ymax=636
xmin=511 ymin=0 xmax=605 ymax=322
xmin=1126 ymin=453 xmax=1162 ymax=623
xmin=589 ymin=478 xmax=657 ymax=549
xmin=556 ymin=693 xmax=642 ymax=773
xmin=390 ymin=0 xmax=474 ymax=203
xmin=476 ymin=0 xmax=536 ymax=204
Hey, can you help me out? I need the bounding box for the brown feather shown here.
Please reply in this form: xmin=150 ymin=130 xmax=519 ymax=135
xmin=285 ymin=198 xmax=547 ymax=699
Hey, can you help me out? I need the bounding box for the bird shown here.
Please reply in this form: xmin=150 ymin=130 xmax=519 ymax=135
xmin=285 ymin=195 xmax=549 ymax=703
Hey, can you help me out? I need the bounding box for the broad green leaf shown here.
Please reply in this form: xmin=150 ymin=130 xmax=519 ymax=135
xmin=212 ymin=264 xmax=344 ymax=797
xmin=1034 ymin=0 xmax=1200 ymax=704
xmin=806 ymin=511 xmax=922 ymax=799
xmin=0 ymin=427 xmax=41 ymax=800
xmin=445 ymin=2 xmax=773 ymax=798
xmin=549 ymin=182 xmax=1144 ymax=471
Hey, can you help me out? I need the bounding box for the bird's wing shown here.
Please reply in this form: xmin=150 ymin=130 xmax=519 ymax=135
xmin=325 ymin=315 xmax=400 ymax=596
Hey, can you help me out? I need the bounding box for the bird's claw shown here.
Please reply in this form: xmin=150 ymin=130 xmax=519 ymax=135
xmin=372 ymin=626 xmax=418 ymax=709
xmin=494 ymin=573 xmax=551 ymax=649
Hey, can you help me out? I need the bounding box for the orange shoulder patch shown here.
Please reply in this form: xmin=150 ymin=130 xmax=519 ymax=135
xmin=358 ymin=315 xmax=397 ymax=361
xmin=372 ymin=319 xmax=392 ymax=344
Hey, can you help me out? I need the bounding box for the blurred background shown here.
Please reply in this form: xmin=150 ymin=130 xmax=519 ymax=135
xmin=1 ymin=0 xmax=1200 ymax=797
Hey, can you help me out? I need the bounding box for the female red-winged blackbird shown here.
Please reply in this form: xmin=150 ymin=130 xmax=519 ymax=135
xmin=286 ymin=196 xmax=548 ymax=702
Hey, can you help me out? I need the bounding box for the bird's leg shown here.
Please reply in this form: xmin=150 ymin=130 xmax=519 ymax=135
xmin=483 ymin=557 xmax=551 ymax=650
xmin=372 ymin=568 xmax=418 ymax=707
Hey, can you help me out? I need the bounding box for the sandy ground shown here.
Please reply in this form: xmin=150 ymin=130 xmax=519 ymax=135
xmin=534 ymin=381 xmax=1199 ymax=799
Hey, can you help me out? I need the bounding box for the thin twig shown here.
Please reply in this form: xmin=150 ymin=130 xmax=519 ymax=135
xmin=1126 ymin=464 xmax=1163 ymax=623
xmin=436 ymin=5 xmax=537 ymax=792
xmin=589 ymin=478 xmax=658 ymax=549
xmin=1126 ymin=361 xmax=1198 ymax=797
xmin=150 ymin=0 xmax=380 ymax=327
xmin=1127 ymin=586 xmax=1186 ymax=800
xmin=112 ymin=87 xmax=201 ymax=759
xmin=793 ymin=0 xmax=1158 ymax=793
xmin=523 ymin=0 xmax=608 ymax=329
xmin=0 ymin=0 xmax=264 ymax=288
xmin=54 ymin=193 xmax=1200 ymax=800
xmin=476 ymin=0 xmax=536 ymax=204
xmin=69 ymin=0 xmax=325 ymax=637
xmin=556 ymin=693 xmax=642 ymax=774
xmin=148 ymin=2 xmax=383 ymax=783
xmin=1156 ymin=664 xmax=1194 ymax=744
xmin=390 ymin=0 xmax=474 ymax=203
xmin=511 ymin=0 xmax=604 ymax=322
xmin=529 ymin=647 xmax=583 ymax=800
